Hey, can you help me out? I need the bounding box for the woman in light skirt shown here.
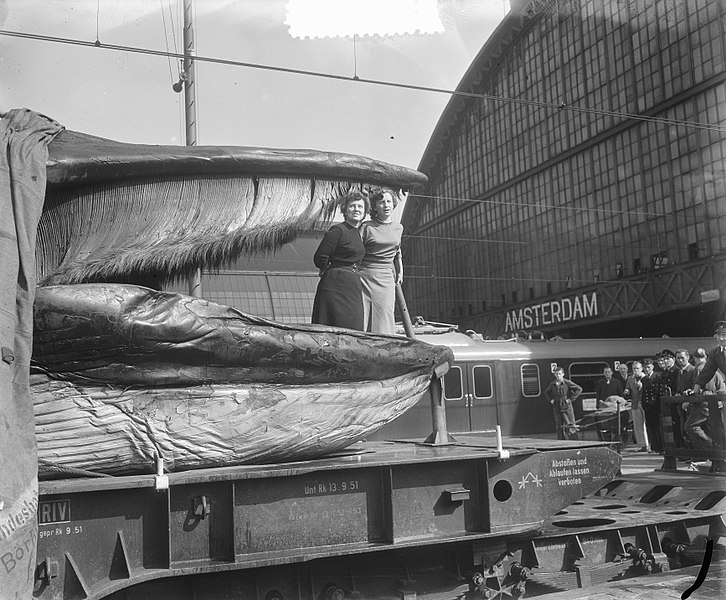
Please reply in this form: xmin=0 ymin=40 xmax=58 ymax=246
xmin=359 ymin=189 xmax=403 ymax=334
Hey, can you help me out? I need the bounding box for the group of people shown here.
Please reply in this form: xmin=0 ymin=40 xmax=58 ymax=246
xmin=545 ymin=320 xmax=726 ymax=450
xmin=311 ymin=189 xmax=403 ymax=335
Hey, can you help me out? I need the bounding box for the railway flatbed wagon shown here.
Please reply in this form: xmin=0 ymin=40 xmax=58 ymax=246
xmin=33 ymin=436 xmax=725 ymax=600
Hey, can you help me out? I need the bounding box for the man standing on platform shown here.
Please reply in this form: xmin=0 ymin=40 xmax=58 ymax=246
xmin=674 ymin=349 xmax=696 ymax=392
xmin=614 ymin=362 xmax=629 ymax=388
xmin=689 ymin=322 xmax=726 ymax=450
xmin=625 ymin=361 xmax=649 ymax=452
xmin=672 ymin=348 xmax=695 ymax=448
xmin=693 ymin=321 xmax=726 ymax=394
xmin=693 ymin=347 xmax=725 ymax=394
xmin=659 ymin=349 xmax=677 ymax=387
xmin=595 ymin=367 xmax=625 ymax=441
xmin=545 ymin=367 xmax=582 ymax=440
xmin=686 ymin=344 xmax=726 ymax=449
xmin=641 ymin=358 xmax=665 ymax=453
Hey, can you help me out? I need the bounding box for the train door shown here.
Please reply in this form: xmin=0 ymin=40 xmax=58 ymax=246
xmin=441 ymin=361 xmax=497 ymax=432
xmin=441 ymin=362 xmax=469 ymax=432
xmin=505 ymin=360 xmax=551 ymax=437
xmin=467 ymin=363 xmax=497 ymax=432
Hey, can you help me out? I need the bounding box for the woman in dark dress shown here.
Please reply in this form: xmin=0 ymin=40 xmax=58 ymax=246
xmin=311 ymin=191 xmax=368 ymax=330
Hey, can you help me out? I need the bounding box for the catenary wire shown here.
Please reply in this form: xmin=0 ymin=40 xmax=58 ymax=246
xmin=159 ymin=0 xmax=176 ymax=85
xmin=167 ymin=0 xmax=180 ymax=56
xmin=0 ymin=31 xmax=702 ymax=275
xmin=1 ymin=29 xmax=725 ymax=134
xmin=204 ymin=258 xmax=667 ymax=283
xmin=407 ymin=193 xmax=669 ymax=217
xmin=0 ymin=32 xmax=695 ymax=307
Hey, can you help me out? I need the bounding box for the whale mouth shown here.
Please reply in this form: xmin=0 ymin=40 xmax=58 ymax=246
xmin=40 ymin=127 xmax=427 ymax=287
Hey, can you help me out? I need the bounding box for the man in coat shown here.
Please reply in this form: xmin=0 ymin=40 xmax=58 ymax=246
xmin=693 ymin=321 xmax=726 ymax=393
xmin=689 ymin=321 xmax=726 ymax=450
xmin=641 ymin=358 xmax=665 ymax=453
xmin=545 ymin=367 xmax=583 ymax=440
xmin=625 ymin=361 xmax=649 ymax=451
xmin=684 ymin=347 xmax=725 ymax=449
xmin=595 ymin=366 xmax=625 ymax=441
xmin=672 ymin=348 xmax=696 ymax=447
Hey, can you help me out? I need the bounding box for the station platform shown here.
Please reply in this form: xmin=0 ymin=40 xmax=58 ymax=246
xmin=619 ymin=445 xmax=681 ymax=475
xmin=619 ymin=444 xmax=725 ymax=476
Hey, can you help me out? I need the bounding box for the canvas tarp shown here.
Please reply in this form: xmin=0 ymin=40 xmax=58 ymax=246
xmin=0 ymin=109 xmax=62 ymax=599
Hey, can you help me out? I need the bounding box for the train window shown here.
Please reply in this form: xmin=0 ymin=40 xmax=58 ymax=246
xmin=443 ymin=366 xmax=463 ymax=400
xmin=569 ymin=362 xmax=610 ymax=394
xmin=521 ymin=364 xmax=540 ymax=397
xmin=472 ymin=366 xmax=493 ymax=398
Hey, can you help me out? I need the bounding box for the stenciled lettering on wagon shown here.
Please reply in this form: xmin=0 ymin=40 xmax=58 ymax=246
xmin=287 ymin=501 xmax=363 ymax=523
xmin=548 ymin=456 xmax=590 ymax=487
xmin=580 ymin=534 xmax=606 ymax=546
xmin=505 ymin=292 xmax=598 ymax=332
xmin=38 ymin=499 xmax=71 ymax=525
xmin=38 ymin=525 xmax=84 ymax=539
xmin=303 ymin=479 xmax=360 ymax=496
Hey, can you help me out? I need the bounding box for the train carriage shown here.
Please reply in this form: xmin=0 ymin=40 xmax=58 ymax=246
xmin=370 ymin=322 xmax=714 ymax=441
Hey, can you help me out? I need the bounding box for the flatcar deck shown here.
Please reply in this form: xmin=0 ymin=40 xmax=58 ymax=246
xmin=36 ymin=436 xmax=619 ymax=600
xmin=38 ymin=436 xmax=615 ymax=492
xmin=35 ymin=437 xmax=726 ymax=599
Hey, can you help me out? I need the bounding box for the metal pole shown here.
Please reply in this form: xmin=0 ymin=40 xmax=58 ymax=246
xmin=616 ymin=398 xmax=622 ymax=445
xmin=395 ymin=282 xmax=455 ymax=445
xmin=423 ymin=376 xmax=453 ymax=445
xmin=182 ymin=0 xmax=202 ymax=297
xmin=182 ymin=0 xmax=197 ymax=148
xmin=395 ymin=282 xmax=415 ymax=338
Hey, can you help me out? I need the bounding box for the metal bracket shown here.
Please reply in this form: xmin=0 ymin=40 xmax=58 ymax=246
xmin=39 ymin=556 xmax=59 ymax=583
xmin=444 ymin=487 xmax=470 ymax=502
xmin=193 ymin=495 xmax=211 ymax=519
xmin=155 ymin=456 xmax=169 ymax=491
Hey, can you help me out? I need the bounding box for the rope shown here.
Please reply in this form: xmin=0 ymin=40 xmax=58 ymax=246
xmin=38 ymin=459 xmax=113 ymax=479
xmin=573 ymin=412 xmax=628 ymax=431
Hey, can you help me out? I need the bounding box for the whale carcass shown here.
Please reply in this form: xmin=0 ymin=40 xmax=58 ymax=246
xmin=32 ymin=284 xmax=452 ymax=475
xmin=19 ymin=112 xmax=449 ymax=477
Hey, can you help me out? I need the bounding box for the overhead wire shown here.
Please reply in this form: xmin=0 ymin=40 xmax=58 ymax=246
xmin=0 ymin=28 xmax=725 ymax=134
xmin=404 ymin=233 xmax=526 ymax=245
xmin=407 ymin=192 xmax=669 ymax=217
xmin=159 ymin=0 xmax=176 ymax=86
xmin=0 ymin=25 xmax=714 ymax=303
xmin=166 ymin=0 xmax=180 ymax=57
xmin=95 ymin=0 xmax=101 ymax=45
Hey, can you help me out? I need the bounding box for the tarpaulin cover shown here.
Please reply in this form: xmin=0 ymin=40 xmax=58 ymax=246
xmin=32 ymin=283 xmax=453 ymax=475
xmin=0 ymin=110 xmax=62 ymax=599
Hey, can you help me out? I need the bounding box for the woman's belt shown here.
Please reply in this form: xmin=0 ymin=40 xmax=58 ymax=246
xmin=327 ymin=263 xmax=359 ymax=272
